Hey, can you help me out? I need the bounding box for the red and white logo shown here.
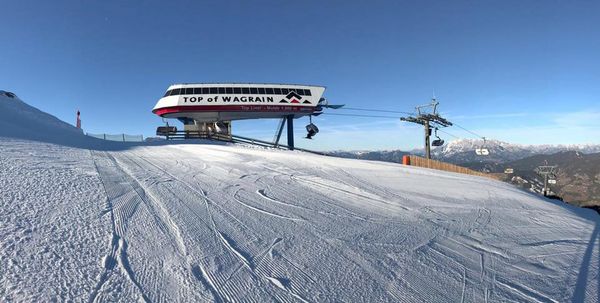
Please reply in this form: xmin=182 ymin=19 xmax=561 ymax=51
xmin=280 ymin=91 xmax=311 ymax=104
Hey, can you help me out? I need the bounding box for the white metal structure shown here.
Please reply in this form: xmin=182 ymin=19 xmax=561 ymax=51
xmin=153 ymin=83 xmax=326 ymax=122
xmin=152 ymin=83 xmax=331 ymax=149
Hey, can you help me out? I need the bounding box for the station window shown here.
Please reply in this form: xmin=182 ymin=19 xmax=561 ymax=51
xmin=161 ymin=87 xmax=315 ymax=97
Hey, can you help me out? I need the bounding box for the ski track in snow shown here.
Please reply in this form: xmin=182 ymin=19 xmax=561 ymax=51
xmin=3 ymin=139 xmax=600 ymax=302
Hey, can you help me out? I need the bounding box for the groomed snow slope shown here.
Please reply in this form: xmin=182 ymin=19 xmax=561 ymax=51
xmin=3 ymin=140 xmax=600 ymax=302
xmin=2 ymin=94 xmax=600 ymax=302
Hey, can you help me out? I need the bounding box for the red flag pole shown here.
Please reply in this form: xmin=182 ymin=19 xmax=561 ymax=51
xmin=76 ymin=110 xmax=81 ymax=129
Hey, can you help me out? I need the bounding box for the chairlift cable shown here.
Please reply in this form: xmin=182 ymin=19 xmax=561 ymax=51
xmin=437 ymin=129 xmax=461 ymax=139
xmin=322 ymin=110 xmax=485 ymax=142
xmin=451 ymin=122 xmax=485 ymax=139
xmin=320 ymin=113 xmax=401 ymax=119
xmin=337 ymin=107 xmax=414 ymax=115
xmin=321 ymin=113 xmax=467 ymax=139
xmin=446 ymin=122 xmax=491 ymax=156
xmin=327 ymin=107 xmax=493 ymax=140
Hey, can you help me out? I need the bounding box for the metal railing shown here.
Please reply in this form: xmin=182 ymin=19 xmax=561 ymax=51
xmin=158 ymin=130 xmax=232 ymax=141
xmin=155 ymin=130 xmax=325 ymax=155
xmin=86 ymin=133 xmax=144 ymax=142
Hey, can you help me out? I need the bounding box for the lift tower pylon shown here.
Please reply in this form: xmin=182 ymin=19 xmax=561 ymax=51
xmin=536 ymin=165 xmax=558 ymax=196
xmin=401 ymin=99 xmax=453 ymax=159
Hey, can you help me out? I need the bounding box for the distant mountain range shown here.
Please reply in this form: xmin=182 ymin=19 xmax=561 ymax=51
xmin=328 ymin=150 xmax=410 ymax=164
xmin=328 ymin=139 xmax=600 ymax=164
xmin=327 ymin=139 xmax=600 ymax=206
xmin=431 ymin=139 xmax=600 ymax=163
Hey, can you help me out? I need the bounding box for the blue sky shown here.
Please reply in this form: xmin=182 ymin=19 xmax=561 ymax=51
xmin=1 ymin=0 xmax=599 ymax=151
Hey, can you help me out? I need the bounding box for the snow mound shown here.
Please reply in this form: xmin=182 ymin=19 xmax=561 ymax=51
xmin=0 ymin=90 xmax=18 ymax=98
xmin=0 ymin=92 xmax=90 ymax=145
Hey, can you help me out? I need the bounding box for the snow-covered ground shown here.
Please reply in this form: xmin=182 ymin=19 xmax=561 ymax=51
xmin=2 ymin=93 xmax=600 ymax=302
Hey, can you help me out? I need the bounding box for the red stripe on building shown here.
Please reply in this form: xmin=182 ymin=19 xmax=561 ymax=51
xmin=153 ymin=105 xmax=317 ymax=116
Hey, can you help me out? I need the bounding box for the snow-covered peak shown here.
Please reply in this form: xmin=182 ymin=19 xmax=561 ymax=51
xmin=333 ymin=138 xmax=600 ymax=165
xmin=438 ymin=138 xmax=600 ymax=160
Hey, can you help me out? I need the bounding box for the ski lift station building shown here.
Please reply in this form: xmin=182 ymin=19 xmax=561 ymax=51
xmin=152 ymin=83 xmax=330 ymax=148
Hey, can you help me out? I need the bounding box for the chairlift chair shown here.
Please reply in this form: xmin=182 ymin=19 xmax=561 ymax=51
xmin=475 ymin=149 xmax=490 ymax=156
xmin=305 ymin=115 xmax=319 ymax=139
xmin=548 ymin=173 xmax=558 ymax=184
xmin=157 ymin=118 xmax=177 ymax=138
xmin=214 ymin=121 xmax=228 ymax=134
xmin=431 ymin=128 xmax=444 ymax=147
xmin=432 ymin=139 xmax=444 ymax=147
xmin=475 ymin=137 xmax=490 ymax=156
xmin=156 ymin=126 xmax=177 ymax=136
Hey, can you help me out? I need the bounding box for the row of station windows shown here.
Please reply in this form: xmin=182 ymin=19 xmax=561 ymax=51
xmin=163 ymin=87 xmax=313 ymax=97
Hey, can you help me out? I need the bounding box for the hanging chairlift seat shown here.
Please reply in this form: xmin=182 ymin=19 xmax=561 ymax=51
xmin=156 ymin=126 xmax=177 ymax=136
xmin=431 ymin=128 xmax=444 ymax=147
xmin=475 ymin=137 xmax=490 ymax=156
xmin=432 ymin=139 xmax=444 ymax=147
xmin=305 ymin=123 xmax=319 ymax=139
xmin=475 ymin=148 xmax=490 ymax=156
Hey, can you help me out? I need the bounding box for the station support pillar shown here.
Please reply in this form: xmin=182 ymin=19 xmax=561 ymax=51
xmin=286 ymin=115 xmax=294 ymax=150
